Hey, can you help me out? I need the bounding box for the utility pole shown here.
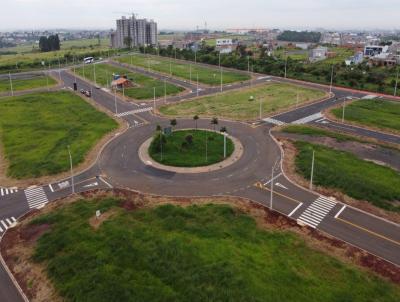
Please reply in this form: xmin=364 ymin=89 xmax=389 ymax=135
xmin=329 ymin=65 xmax=334 ymax=95
xmin=164 ymin=79 xmax=167 ymax=103
xmin=259 ymin=96 xmax=262 ymax=120
xmin=114 ymin=88 xmax=118 ymax=115
xmin=93 ymin=63 xmax=97 ymax=85
xmin=205 ymin=130 xmax=208 ymax=162
xmin=8 ymin=72 xmax=13 ymax=96
xmin=310 ymin=150 xmax=315 ymax=190
xmin=218 ymin=51 xmax=221 ymax=69
xmin=189 ymin=64 xmax=192 ymax=83
xmin=220 ymin=68 xmax=223 ymax=92
xmin=46 ymin=64 xmax=50 ymax=91
xmin=169 ymin=60 xmax=172 ymax=76
xmin=153 ymin=87 xmax=156 ymax=114
xmin=67 ymin=145 xmax=74 ymax=194
xmin=223 ymin=133 xmax=227 ymax=158
xmin=195 ymin=50 xmax=197 ymax=64
xmin=197 ymin=74 xmax=199 ymax=97
xmin=342 ymin=98 xmax=346 ymax=123
xmin=296 ymin=90 xmax=299 ymax=108
xmin=58 ymin=57 xmax=61 ymax=81
xmin=106 ymin=70 xmax=109 ymax=88
xmin=284 ymin=54 xmax=287 ymax=78
xmin=270 ymin=158 xmax=280 ymax=210
xmin=394 ymin=68 xmax=399 ymax=97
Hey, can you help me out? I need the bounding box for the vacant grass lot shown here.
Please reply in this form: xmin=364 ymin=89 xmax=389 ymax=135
xmin=75 ymin=63 xmax=184 ymax=100
xmin=0 ymin=91 xmax=117 ymax=179
xmin=116 ymin=54 xmax=250 ymax=85
xmin=30 ymin=198 xmax=400 ymax=302
xmin=331 ymin=99 xmax=400 ymax=133
xmin=159 ymin=83 xmax=326 ymax=120
xmin=294 ymin=141 xmax=400 ymax=212
xmin=149 ymin=130 xmax=234 ymax=167
xmin=0 ymin=74 xmax=56 ymax=93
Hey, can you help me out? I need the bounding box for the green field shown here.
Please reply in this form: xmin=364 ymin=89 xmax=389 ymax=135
xmin=75 ymin=63 xmax=184 ymax=100
xmin=294 ymin=141 xmax=400 ymax=212
xmin=30 ymin=198 xmax=400 ymax=301
xmin=149 ymin=129 xmax=233 ymax=167
xmin=116 ymin=54 xmax=250 ymax=85
xmin=0 ymin=91 xmax=117 ymax=179
xmin=0 ymin=74 xmax=56 ymax=93
xmin=159 ymin=83 xmax=326 ymax=120
xmin=331 ymin=99 xmax=400 ymax=133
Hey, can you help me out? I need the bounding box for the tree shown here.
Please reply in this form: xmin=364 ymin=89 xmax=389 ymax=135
xmin=185 ymin=134 xmax=193 ymax=145
xmin=193 ymin=115 xmax=199 ymax=129
xmin=39 ymin=36 xmax=50 ymax=52
xmin=170 ymin=119 xmax=177 ymax=130
xmin=156 ymin=124 xmax=162 ymax=132
xmin=220 ymin=126 xmax=227 ymax=133
xmin=211 ymin=117 xmax=218 ymax=131
xmin=124 ymin=36 xmax=132 ymax=48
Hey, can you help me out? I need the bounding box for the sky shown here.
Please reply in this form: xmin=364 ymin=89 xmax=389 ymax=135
xmin=1 ymin=0 xmax=399 ymax=31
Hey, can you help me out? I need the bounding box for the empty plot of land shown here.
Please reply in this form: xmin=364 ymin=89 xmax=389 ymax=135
xmin=75 ymin=63 xmax=184 ymax=100
xmin=0 ymin=74 xmax=56 ymax=93
xmin=116 ymin=54 xmax=250 ymax=85
xmin=331 ymin=99 xmax=400 ymax=133
xmin=159 ymin=83 xmax=326 ymax=120
xmin=0 ymin=91 xmax=117 ymax=179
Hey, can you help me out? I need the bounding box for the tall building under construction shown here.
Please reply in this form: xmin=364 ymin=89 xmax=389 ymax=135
xmin=110 ymin=14 xmax=157 ymax=48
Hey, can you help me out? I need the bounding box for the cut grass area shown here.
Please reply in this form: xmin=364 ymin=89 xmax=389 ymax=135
xmin=75 ymin=63 xmax=184 ymax=100
xmin=0 ymin=91 xmax=117 ymax=179
xmin=30 ymin=199 xmax=400 ymax=301
xmin=0 ymin=74 xmax=56 ymax=93
xmin=116 ymin=54 xmax=250 ymax=85
xmin=159 ymin=83 xmax=326 ymax=120
xmin=331 ymin=99 xmax=400 ymax=133
xmin=294 ymin=141 xmax=400 ymax=212
xmin=149 ymin=129 xmax=233 ymax=167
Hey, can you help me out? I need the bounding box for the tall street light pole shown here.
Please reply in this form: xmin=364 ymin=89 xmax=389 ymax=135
xmin=67 ymin=145 xmax=75 ymax=194
xmin=197 ymin=74 xmax=199 ymax=97
xmin=114 ymin=88 xmax=118 ymax=115
xmin=8 ymin=72 xmax=13 ymax=96
xmin=394 ymin=68 xmax=399 ymax=97
xmin=329 ymin=65 xmax=334 ymax=95
xmin=220 ymin=67 xmax=223 ymax=92
xmin=259 ymin=96 xmax=262 ymax=120
xmin=270 ymin=158 xmax=280 ymax=210
xmin=58 ymin=57 xmax=61 ymax=81
xmin=164 ymin=79 xmax=167 ymax=103
xmin=223 ymin=133 xmax=227 ymax=158
xmin=153 ymin=87 xmax=156 ymax=114
xmin=342 ymin=98 xmax=346 ymax=123
xmin=93 ymin=63 xmax=97 ymax=86
xmin=310 ymin=150 xmax=315 ymax=190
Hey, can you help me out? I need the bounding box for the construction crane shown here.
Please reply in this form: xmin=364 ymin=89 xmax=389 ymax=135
xmin=112 ymin=12 xmax=139 ymax=18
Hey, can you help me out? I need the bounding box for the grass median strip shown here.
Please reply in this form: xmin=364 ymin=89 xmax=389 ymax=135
xmin=0 ymin=74 xmax=56 ymax=93
xmin=159 ymin=83 xmax=326 ymax=120
xmin=0 ymin=91 xmax=117 ymax=179
xmin=293 ymin=141 xmax=400 ymax=212
xmin=29 ymin=199 xmax=400 ymax=301
xmin=116 ymin=54 xmax=250 ymax=85
xmin=75 ymin=63 xmax=184 ymax=100
xmin=331 ymin=99 xmax=400 ymax=133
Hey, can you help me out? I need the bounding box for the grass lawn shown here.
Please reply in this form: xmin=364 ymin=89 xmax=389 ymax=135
xmin=331 ymin=99 xmax=400 ymax=133
xmin=30 ymin=198 xmax=400 ymax=301
xmin=0 ymin=91 xmax=117 ymax=179
xmin=294 ymin=141 xmax=400 ymax=212
xmin=0 ymin=74 xmax=56 ymax=93
xmin=116 ymin=54 xmax=250 ymax=85
xmin=159 ymin=83 xmax=326 ymax=120
xmin=75 ymin=63 xmax=184 ymax=100
xmin=149 ymin=129 xmax=233 ymax=167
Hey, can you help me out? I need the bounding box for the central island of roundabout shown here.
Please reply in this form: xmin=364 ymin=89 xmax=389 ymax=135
xmin=139 ymin=128 xmax=244 ymax=173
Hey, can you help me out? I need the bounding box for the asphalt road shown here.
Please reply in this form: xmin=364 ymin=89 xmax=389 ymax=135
xmin=0 ymin=62 xmax=399 ymax=301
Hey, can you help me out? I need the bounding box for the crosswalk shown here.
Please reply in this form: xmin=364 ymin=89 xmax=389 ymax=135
xmin=0 ymin=217 xmax=17 ymax=234
xmin=297 ymin=196 xmax=336 ymax=228
xmin=24 ymin=187 xmax=49 ymax=209
xmin=263 ymin=117 xmax=287 ymax=126
xmin=291 ymin=112 xmax=323 ymax=125
xmin=0 ymin=187 xmax=18 ymax=197
xmin=116 ymin=107 xmax=152 ymax=117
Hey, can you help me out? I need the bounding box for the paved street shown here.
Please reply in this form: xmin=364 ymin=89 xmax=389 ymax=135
xmin=0 ymin=61 xmax=399 ymax=301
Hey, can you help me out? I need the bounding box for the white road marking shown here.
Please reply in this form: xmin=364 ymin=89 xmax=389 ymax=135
xmin=275 ymin=182 xmax=288 ymax=190
xmin=83 ymin=182 xmax=99 ymax=188
xmin=115 ymin=107 xmax=152 ymax=117
xmin=291 ymin=112 xmax=323 ymax=125
xmin=0 ymin=216 xmax=17 ymax=233
xmin=263 ymin=118 xmax=286 ymax=126
xmin=335 ymin=205 xmax=347 ymax=219
xmin=264 ymin=173 xmax=282 ymax=186
xmin=24 ymin=187 xmax=49 ymax=209
xmin=0 ymin=187 xmax=18 ymax=196
xmin=48 ymin=184 xmax=54 ymax=192
xmin=288 ymin=203 xmax=304 ymax=217
xmin=99 ymin=177 xmax=113 ymax=188
xmin=297 ymin=196 xmax=336 ymax=228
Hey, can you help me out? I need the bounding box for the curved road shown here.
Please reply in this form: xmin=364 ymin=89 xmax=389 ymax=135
xmin=0 ymin=62 xmax=399 ymax=301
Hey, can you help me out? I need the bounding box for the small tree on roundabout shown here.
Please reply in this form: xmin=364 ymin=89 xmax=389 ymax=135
xmin=193 ymin=115 xmax=199 ymax=129
xmin=170 ymin=119 xmax=177 ymax=130
xmin=211 ymin=117 xmax=219 ymax=131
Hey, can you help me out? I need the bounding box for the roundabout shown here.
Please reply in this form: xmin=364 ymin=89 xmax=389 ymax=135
xmin=138 ymin=129 xmax=244 ymax=173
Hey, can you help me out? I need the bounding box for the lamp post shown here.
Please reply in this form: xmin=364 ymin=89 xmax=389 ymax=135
xmin=8 ymin=72 xmax=13 ymax=96
xmin=164 ymin=79 xmax=167 ymax=103
xmin=153 ymin=87 xmax=156 ymax=114
xmin=394 ymin=68 xmax=399 ymax=97
xmin=270 ymin=158 xmax=280 ymax=210
xmin=329 ymin=65 xmax=334 ymax=95
xmin=223 ymin=133 xmax=227 ymax=158
xmin=93 ymin=63 xmax=97 ymax=85
xmin=342 ymin=98 xmax=346 ymax=123
xmin=197 ymin=74 xmax=199 ymax=97
xmin=310 ymin=150 xmax=315 ymax=190
xmin=259 ymin=96 xmax=262 ymax=120
xmin=58 ymin=57 xmax=61 ymax=81
xmin=220 ymin=68 xmax=223 ymax=92
xmin=114 ymin=88 xmax=118 ymax=115
xmin=67 ymin=145 xmax=74 ymax=194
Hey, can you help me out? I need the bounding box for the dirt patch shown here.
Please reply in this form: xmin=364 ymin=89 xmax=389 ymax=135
xmin=1 ymin=189 xmax=400 ymax=301
xmin=0 ymin=90 xmax=128 ymax=188
xmin=277 ymin=136 xmax=400 ymax=223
